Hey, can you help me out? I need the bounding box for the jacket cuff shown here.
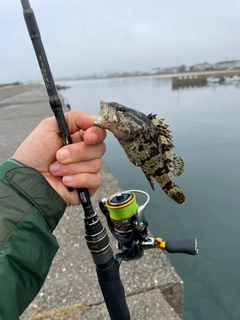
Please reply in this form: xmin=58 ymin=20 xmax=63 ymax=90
xmin=0 ymin=159 xmax=66 ymax=232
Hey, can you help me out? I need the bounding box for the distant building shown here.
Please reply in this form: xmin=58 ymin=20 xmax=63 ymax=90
xmin=213 ymin=60 xmax=240 ymax=70
xmin=151 ymin=67 xmax=162 ymax=74
xmin=129 ymin=71 xmax=140 ymax=76
xmin=191 ymin=62 xmax=213 ymax=71
xmin=167 ymin=67 xmax=179 ymax=74
xmin=161 ymin=68 xmax=169 ymax=74
xmin=152 ymin=67 xmax=179 ymax=74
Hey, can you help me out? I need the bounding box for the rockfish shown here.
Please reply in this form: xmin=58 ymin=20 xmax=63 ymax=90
xmin=94 ymin=101 xmax=185 ymax=204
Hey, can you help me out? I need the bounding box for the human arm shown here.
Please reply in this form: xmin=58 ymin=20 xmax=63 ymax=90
xmin=12 ymin=109 xmax=106 ymax=205
xmin=0 ymin=110 xmax=106 ymax=319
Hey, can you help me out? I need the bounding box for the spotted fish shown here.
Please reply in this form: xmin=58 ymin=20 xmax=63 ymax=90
xmin=94 ymin=101 xmax=185 ymax=204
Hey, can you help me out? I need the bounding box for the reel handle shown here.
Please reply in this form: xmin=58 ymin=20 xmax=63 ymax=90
xmin=166 ymin=238 xmax=198 ymax=255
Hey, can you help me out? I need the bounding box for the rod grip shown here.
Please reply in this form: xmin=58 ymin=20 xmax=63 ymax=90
xmin=97 ymin=258 xmax=130 ymax=320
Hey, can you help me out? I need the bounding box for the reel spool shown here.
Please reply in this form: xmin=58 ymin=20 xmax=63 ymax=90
xmin=105 ymin=191 xmax=139 ymax=243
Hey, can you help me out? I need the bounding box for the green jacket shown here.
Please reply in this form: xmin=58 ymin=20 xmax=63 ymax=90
xmin=0 ymin=159 xmax=66 ymax=320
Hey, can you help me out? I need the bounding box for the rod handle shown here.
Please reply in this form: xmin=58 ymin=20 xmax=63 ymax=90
xmin=166 ymin=238 xmax=198 ymax=255
xmin=97 ymin=258 xmax=130 ymax=320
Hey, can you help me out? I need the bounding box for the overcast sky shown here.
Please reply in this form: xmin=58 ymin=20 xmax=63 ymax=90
xmin=0 ymin=0 xmax=240 ymax=83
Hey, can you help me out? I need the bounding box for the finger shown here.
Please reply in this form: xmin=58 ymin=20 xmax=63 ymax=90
xmin=56 ymin=142 xmax=106 ymax=164
xmin=64 ymin=110 xmax=99 ymax=134
xmin=75 ymin=113 xmax=99 ymax=131
xmin=35 ymin=110 xmax=100 ymax=140
xmin=49 ymin=159 xmax=102 ymax=176
xmin=71 ymin=131 xmax=83 ymax=143
xmin=71 ymin=127 xmax=106 ymax=145
xmin=82 ymin=127 xmax=107 ymax=145
xmin=62 ymin=173 xmax=102 ymax=194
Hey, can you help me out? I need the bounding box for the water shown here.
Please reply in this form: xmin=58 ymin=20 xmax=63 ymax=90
xmin=57 ymin=78 xmax=240 ymax=320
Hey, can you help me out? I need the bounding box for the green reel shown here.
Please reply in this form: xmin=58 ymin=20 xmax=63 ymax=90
xmin=106 ymin=191 xmax=138 ymax=225
xmin=99 ymin=190 xmax=150 ymax=244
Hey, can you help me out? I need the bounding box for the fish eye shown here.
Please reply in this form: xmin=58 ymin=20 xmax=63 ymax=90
xmin=116 ymin=106 xmax=126 ymax=114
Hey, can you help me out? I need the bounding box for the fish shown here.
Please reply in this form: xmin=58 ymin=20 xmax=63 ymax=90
xmin=94 ymin=101 xmax=185 ymax=204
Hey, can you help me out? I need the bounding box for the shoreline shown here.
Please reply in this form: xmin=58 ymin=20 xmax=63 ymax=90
xmin=1 ymin=69 xmax=239 ymax=87
xmin=56 ymin=69 xmax=240 ymax=82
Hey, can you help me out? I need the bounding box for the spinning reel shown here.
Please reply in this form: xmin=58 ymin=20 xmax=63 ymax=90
xmin=99 ymin=190 xmax=198 ymax=266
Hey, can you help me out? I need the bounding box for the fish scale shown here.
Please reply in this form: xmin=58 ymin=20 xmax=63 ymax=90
xmin=94 ymin=101 xmax=185 ymax=204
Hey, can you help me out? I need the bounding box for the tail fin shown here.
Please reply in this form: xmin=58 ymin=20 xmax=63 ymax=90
xmin=154 ymin=173 xmax=185 ymax=204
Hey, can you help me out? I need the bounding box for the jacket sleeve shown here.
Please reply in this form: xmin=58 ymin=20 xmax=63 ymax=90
xmin=0 ymin=159 xmax=66 ymax=319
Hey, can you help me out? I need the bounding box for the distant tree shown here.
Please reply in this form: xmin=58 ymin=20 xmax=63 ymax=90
xmin=179 ymin=65 xmax=186 ymax=72
xmin=189 ymin=66 xmax=194 ymax=72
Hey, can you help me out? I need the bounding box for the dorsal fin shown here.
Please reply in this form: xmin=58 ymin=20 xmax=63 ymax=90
xmin=147 ymin=113 xmax=157 ymax=120
xmin=151 ymin=118 xmax=174 ymax=152
xmin=151 ymin=117 xmax=185 ymax=178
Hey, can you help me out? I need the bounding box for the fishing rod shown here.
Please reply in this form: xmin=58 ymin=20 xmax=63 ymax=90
xmin=20 ymin=1 xmax=130 ymax=319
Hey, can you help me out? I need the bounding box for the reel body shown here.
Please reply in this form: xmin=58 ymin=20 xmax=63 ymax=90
xmin=99 ymin=190 xmax=198 ymax=266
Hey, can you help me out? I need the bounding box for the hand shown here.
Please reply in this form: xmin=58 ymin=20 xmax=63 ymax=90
xmin=13 ymin=110 xmax=106 ymax=206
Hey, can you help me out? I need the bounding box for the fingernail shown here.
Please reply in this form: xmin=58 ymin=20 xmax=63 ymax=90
xmin=57 ymin=149 xmax=70 ymax=161
xmin=63 ymin=176 xmax=74 ymax=183
xmin=49 ymin=162 xmax=61 ymax=173
xmin=89 ymin=132 xmax=98 ymax=144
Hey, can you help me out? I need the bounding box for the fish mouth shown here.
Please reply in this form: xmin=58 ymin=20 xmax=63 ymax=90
xmin=94 ymin=101 xmax=110 ymax=127
xmin=94 ymin=116 xmax=102 ymax=126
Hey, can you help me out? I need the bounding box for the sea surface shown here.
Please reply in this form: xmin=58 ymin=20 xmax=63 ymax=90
xmin=57 ymin=77 xmax=240 ymax=320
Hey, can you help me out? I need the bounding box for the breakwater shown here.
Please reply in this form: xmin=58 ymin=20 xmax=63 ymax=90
xmin=171 ymin=69 xmax=240 ymax=89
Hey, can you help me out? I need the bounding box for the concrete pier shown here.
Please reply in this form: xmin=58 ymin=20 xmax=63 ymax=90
xmin=0 ymin=84 xmax=183 ymax=320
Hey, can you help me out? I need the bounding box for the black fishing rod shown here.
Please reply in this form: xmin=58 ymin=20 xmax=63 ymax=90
xmin=20 ymin=1 xmax=130 ymax=319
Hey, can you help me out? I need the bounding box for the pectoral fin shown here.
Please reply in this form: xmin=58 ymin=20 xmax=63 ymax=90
xmin=168 ymin=154 xmax=185 ymax=178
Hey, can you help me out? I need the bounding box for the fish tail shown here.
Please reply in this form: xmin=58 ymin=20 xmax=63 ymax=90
xmin=154 ymin=173 xmax=185 ymax=204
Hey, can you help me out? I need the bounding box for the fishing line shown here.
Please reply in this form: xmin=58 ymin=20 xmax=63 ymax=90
xmin=65 ymin=0 xmax=132 ymax=178
xmin=66 ymin=0 xmax=134 ymax=107
xmin=44 ymin=4 xmax=76 ymax=82
xmin=114 ymin=157 xmax=126 ymax=179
